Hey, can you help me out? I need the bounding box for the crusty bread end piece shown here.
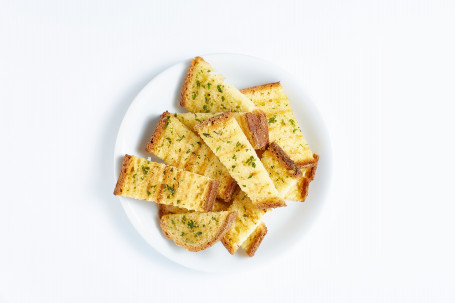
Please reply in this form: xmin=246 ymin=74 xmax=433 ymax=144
xmin=160 ymin=211 xmax=237 ymax=252
xmin=181 ymin=57 xmax=255 ymax=113
xmin=241 ymin=222 xmax=267 ymax=257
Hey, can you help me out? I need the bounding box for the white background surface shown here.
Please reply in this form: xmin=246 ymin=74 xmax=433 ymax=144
xmin=0 ymin=0 xmax=454 ymax=302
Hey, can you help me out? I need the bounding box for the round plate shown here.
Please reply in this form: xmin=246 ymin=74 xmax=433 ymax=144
xmin=113 ymin=53 xmax=331 ymax=272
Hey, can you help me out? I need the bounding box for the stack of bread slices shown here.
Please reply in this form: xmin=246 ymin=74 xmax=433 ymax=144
xmin=114 ymin=56 xmax=319 ymax=257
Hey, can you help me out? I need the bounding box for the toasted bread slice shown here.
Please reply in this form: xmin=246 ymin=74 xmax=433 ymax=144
xmin=241 ymin=82 xmax=317 ymax=169
xmin=160 ymin=211 xmax=237 ymax=252
xmin=180 ymin=57 xmax=255 ymax=113
xmin=157 ymin=200 xmax=230 ymax=219
xmin=194 ymin=112 xmax=285 ymax=209
xmin=241 ymin=222 xmax=267 ymax=257
xmin=221 ymin=191 xmax=270 ymax=254
xmin=145 ymin=111 xmax=236 ymax=202
xmin=114 ymin=155 xmax=218 ymax=211
xmin=222 ymin=142 xmax=302 ymax=254
xmin=175 ymin=110 xmax=269 ymax=149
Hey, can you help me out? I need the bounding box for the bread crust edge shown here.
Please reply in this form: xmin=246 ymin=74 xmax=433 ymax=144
xmin=245 ymin=223 xmax=268 ymax=257
xmin=204 ymin=180 xmax=219 ymax=212
xmin=245 ymin=110 xmax=269 ymax=149
xmin=161 ymin=211 xmax=238 ymax=252
xmin=180 ymin=56 xmax=205 ymax=110
xmin=267 ymin=142 xmax=302 ymax=179
xmin=145 ymin=111 xmax=171 ymax=153
xmin=113 ymin=154 xmax=133 ymax=196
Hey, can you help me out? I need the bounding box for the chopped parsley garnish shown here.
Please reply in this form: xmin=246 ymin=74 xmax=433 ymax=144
xmin=165 ymin=184 xmax=175 ymax=195
xmin=202 ymin=133 xmax=211 ymax=137
xmin=166 ymin=137 xmax=172 ymax=143
xmin=141 ymin=166 xmax=150 ymax=174
xmin=177 ymin=134 xmax=185 ymax=142
xmin=246 ymin=156 xmax=256 ymax=168
xmin=195 ymin=231 xmax=202 ymax=237
xmin=268 ymin=115 xmax=277 ymax=124
xmin=217 ymin=85 xmax=223 ymax=93
xmin=164 ymin=117 xmax=171 ymax=128
xmin=187 ymin=220 xmax=198 ymax=230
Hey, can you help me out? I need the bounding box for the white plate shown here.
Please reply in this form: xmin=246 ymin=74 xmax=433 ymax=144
xmin=113 ymin=53 xmax=331 ymax=272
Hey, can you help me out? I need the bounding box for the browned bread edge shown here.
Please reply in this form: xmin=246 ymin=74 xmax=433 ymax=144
xmin=255 ymin=198 xmax=286 ymax=209
xmin=145 ymin=111 xmax=171 ymax=153
xmin=180 ymin=56 xmax=205 ymax=109
xmin=267 ymin=142 xmax=302 ymax=179
xmin=204 ymin=180 xmax=219 ymax=212
xmin=193 ymin=111 xmax=232 ymax=132
xmin=222 ymin=179 xmax=238 ymax=203
xmin=240 ymin=82 xmax=282 ymax=95
xmin=245 ymin=110 xmax=269 ymax=149
xmin=113 ymin=154 xmax=133 ymax=195
xmin=305 ymin=153 xmax=319 ymax=181
xmin=245 ymin=223 xmax=268 ymax=257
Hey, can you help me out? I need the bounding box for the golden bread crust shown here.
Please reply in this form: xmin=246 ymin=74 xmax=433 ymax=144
xmin=113 ymin=154 xmax=133 ymax=195
xmin=255 ymin=198 xmax=287 ymax=209
xmin=240 ymin=82 xmax=282 ymax=95
xmin=305 ymin=153 xmax=319 ymax=181
xmin=245 ymin=110 xmax=269 ymax=149
xmin=180 ymin=56 xmax=205 ymax=109
xmin=244 ymin=223 xmax=267 ymax=257
xmin=193 ymin=111 xmax=232 ymax=132
xmin=267 ymin=142 xmax=302 ymax=179
xmin=204 ymin=180 xmax=219 ymax=212
xmin=145 ymin=111 xmax=171 ymax=153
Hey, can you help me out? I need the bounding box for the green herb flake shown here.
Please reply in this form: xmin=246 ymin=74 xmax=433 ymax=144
xmin=141 ymin=166 xmax=150 ymax=175
xmin=187 ymin=220 xmax=198 ymax=230
xmin=268 ymin=115 xmax=277 ymax=124
xmin=164 ymin=117 xmax=171 ymax=128
xmin=202 ymin=133 xmax=211 ymax=137
xmin=217 ymin=85 xmax=223 ymax=93
xmin=177 ymin=134 xmax=185 ymax=142
xmin=165 ymin=184 xmax=175 ymax=195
